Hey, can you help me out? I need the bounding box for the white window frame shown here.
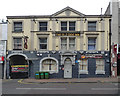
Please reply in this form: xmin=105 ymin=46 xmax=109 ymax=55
xmin=40 ymin=57 xmax=59 ymax=74
xmin=13 ymin=37 xmax=23 ymax=50
xmin=61 ymin=21 xmax=76 ymax=31
xmin=60 ymin=36 xmax=76 ymax=50
xmin=88 ymin=37 xmax=96 ymax=50
xmin=13 ymin=21 xmax=23 ymax=32
xmin=95 ymin=59 xmax=105 ymax=74
xmin=39 ymin=21 xmax=48 ymax=31
xmin=79 ymin=59 xmax=88 ymax=74
xmin=88 ymin=21 xmax=97 ymax=31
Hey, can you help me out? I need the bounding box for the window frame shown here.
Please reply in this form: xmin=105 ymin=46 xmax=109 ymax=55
xmin=79 ymin=59 xmax=88 ymax=74
xmin=88 ymin=37 xmax=96 ymax=50
xmin=61 ymin=21 xmax=76 ymax=31
xmin=69 ymin=21 xmax=76 ymax=31
xmin=88 ymin=21 xmax=97 ymax=31
xmin=39 ymin=37 xmax=48 ymax=50
xmin=39 ymin=22 xmax=48 ymax=31
xmin=60 ymin=36 xmax=76 ymax=50
xmin=13 ymin=21 xmax=23 ymax=32
xmin=13 ymin=37 xmax=23 ymax=50
xmin=40 ymin=57 xmax=59 ymax=74
xmin=61 ymin=21 xmax=67 ymax=31
xmin=95 ymin=59 xmax=105 ymax=74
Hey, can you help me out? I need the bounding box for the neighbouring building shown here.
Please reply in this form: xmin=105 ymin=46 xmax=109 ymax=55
xmin=105 ymin=0 xmax=120 ymax=77
xmin=0 ymin=21 xmax=7 ymax=79
xmin=6 ymin=7 xmax=111 ymax=79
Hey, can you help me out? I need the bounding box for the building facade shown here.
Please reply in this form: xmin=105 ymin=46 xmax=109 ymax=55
xmin=105 ymin=0 xmax=120 ymax=77
xmin=0 ymin=21 xmax=7 ymax=79
xmin=6 ymin=7 xmax=111 ymax=79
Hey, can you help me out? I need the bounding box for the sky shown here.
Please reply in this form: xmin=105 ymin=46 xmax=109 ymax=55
xmin=0 ymin=0 xmax=110 ymax=20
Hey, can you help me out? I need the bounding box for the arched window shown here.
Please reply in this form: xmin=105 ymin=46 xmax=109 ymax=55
xmin=40 ymin=57 xmax=58 ymax=74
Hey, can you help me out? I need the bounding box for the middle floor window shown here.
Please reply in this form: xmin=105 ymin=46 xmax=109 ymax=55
xmin=88 ymin=37 xmax=96 ymax=50
xmin=13 ymin=37 xmax=22 ymax=50
xmin=61 ymin=37 xmax=75 ymax=50
xmin=39 ymin=37 xmax=47 ymax=50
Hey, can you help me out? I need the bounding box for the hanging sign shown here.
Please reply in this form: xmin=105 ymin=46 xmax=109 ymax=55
xmin=84 ymin=54 xmax=103 ymax=58
xmin=0 ymin=56 xmax=4 ymax=63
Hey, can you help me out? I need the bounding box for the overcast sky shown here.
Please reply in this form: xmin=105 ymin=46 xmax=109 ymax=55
xmin=0 ymin=0 xmax=110 ymax=20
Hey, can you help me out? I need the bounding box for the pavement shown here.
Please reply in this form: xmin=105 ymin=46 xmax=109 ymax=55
xmin=20 ymin=77 xmax=120 ymax=84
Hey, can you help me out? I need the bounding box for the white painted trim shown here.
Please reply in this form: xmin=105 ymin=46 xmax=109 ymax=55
xmin=39 ymin=57 xmax=59 ymax=74
xmin=7 ymin=53 xmax=28 ymax=60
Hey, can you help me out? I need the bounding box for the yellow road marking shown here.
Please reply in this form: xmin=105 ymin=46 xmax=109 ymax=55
xmin=2 ymin=79 xmax=13 ymax=82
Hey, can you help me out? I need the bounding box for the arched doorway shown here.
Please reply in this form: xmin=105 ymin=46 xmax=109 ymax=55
xmin=64 ymin=58 xmax=72 ymax=78
xmin=8 ymin=54 xmax=29 ymax=79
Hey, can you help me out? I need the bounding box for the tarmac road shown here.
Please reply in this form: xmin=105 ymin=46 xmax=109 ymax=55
xmin=2 ymin=79 xmax=119 ymax=95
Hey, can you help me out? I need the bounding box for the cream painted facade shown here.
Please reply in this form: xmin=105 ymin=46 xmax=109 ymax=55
xmin=6 ymin=7 xmax=111 ymax=79
xmin=7 ymin=17 xmax=111 ymax=52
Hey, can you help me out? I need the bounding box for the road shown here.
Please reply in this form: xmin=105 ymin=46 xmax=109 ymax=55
xmin=2 ymin=79 xmax=119 ymax=95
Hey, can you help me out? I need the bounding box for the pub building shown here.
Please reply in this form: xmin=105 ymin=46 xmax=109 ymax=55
xmin=6 ymin=7 xmax=111 ymax=78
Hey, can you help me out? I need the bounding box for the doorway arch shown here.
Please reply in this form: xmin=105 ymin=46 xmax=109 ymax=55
xmin=64 ymin=57 xmax=72 ymax=78
xmin=7 ymin=53 xmax=29 ymax=79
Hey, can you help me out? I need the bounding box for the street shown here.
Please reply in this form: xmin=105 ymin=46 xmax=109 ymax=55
xmin=2 ymin=79 xmax=119 ymax=95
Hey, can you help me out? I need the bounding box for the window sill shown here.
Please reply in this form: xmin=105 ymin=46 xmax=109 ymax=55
xmin=40 ymin=70 xmax=58 ymax=74
xmin=12 ymin=31 xmax=24 ymax=33
xmin=13 ymin=49 xmax=22 ymax=50
xmin=79 ymin=70 xmax=88 ymax=74
xmin=95 ymin=70 xmax=105 ymax=74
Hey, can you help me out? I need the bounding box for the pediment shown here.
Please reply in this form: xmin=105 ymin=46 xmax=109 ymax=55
xmin=51 ymin=6 xmax=85 ymax=17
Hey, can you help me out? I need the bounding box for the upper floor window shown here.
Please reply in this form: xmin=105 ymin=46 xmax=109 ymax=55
xmin=69 ymin=21 xmax=75 ymax=31
xmin=88 ymin=37 xmax=96 ymax=50
xmin=13 ymin=38 xmax=22 ymax=50
xmin=39 ymin=22 xmax=47 ymax=31
xmin=88 ymin=21 xmax=96 ymax=31
xmin=14 ymin=22 xmax=22 ymax=32
xmin=61 ymin=21 xmax=76 ymax=31
xmin=39 ymin=37 xmax=47 ymax=50
xmin=61 ymin=21 xmax=67 ymax=31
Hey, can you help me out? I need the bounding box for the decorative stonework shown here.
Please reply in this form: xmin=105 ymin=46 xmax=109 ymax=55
xmin=65 ymin=10 xmax=71 ymax=16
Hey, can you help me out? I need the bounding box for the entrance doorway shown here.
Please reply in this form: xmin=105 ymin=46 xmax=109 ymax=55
xmin=9 ymin=55 xmax=29 ymax=79
xmin=117 ymin=54 xmax=120 ymax=76
xmin=64 ymin=58 xmax=72 ymax=78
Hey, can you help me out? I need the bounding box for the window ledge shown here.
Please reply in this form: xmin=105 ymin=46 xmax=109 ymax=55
xmin=79 ymin=70 xmax=88 ymax=74
xmin=95 ymin=70 xmax=105 ymax=74
xmin=40 ymin=70 xmax=58 ymax=74
xmin=12 ymin=31 xmax=24 ymax=33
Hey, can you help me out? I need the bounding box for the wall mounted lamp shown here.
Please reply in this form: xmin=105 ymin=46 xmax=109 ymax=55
xmin=83 ymin=18 xmax=87 ymax=23
xmin=32 ymin=18 xmax=36 ymax=23
xmin=56 ymin=19 xmax=58 ymax=23
xmin=6 ymin=20 xmax=10 ymax=24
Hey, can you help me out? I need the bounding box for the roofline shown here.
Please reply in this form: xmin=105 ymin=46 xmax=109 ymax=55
xmin=7 ymin=15 xmax=111 ymax=19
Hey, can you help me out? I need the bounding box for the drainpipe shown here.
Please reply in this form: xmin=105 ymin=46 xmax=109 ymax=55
xmin=109 ymin=19 xmax=112 ymax=76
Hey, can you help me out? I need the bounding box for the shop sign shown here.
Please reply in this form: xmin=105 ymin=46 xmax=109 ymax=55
xmin=85 ymin=54 xmax=103 ymax=58
xmin=81 ymin=55 xmax=85 ymax=59
xmin=55 ymin=33 xmax=80 ymax=36
xmin=11 ymin=65 xmax=28 ymax=72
